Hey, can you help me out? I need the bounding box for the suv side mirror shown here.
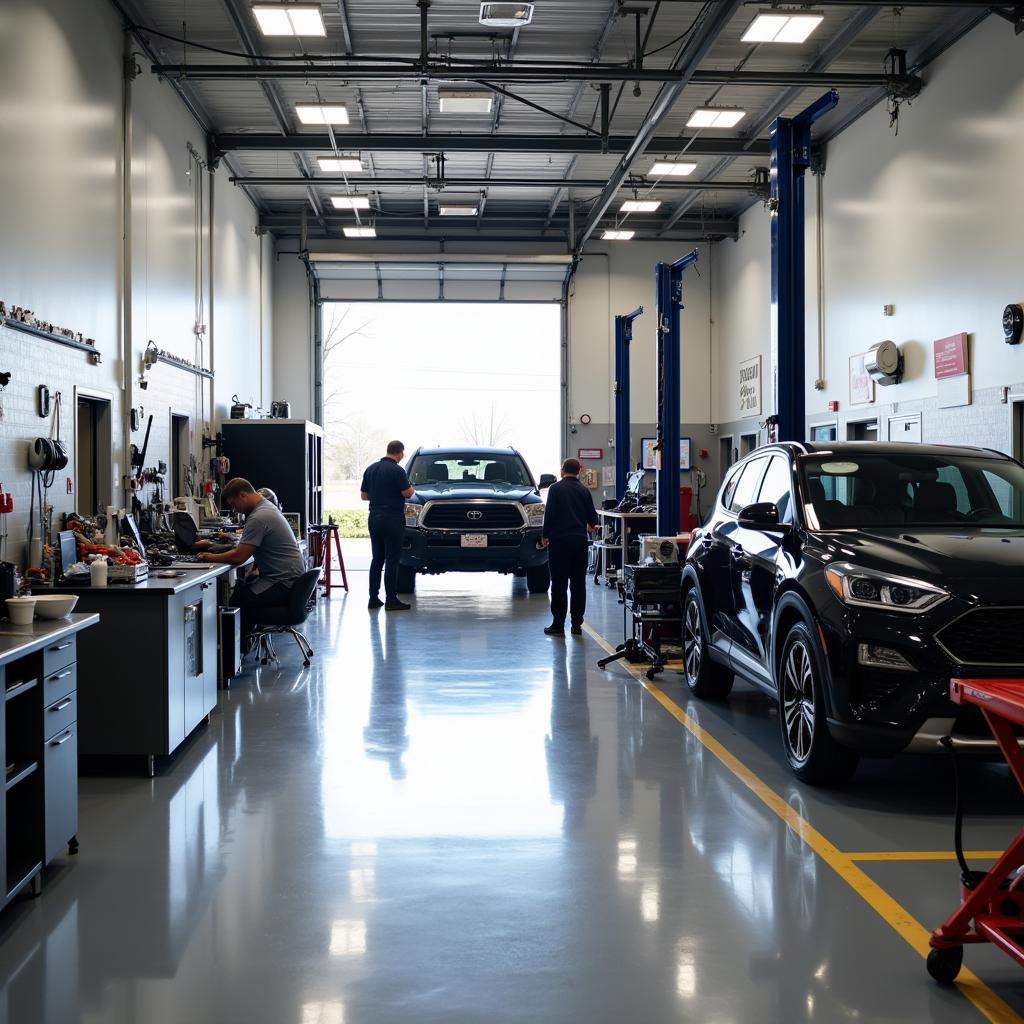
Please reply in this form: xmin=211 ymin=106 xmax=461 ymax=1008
xmin=539 ymin=474 xmax=557 ymax=490
xmin=738 ymin=502 xmax=791 ymax=533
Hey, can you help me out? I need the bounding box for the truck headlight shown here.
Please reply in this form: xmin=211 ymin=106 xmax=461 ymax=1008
xmin=824 ymin=562 xmax=948 ymax=614
xmin=405 ymin=503 xmax=423 ymax=528
xmin=525 ymin=503 xmax=545 ymax=526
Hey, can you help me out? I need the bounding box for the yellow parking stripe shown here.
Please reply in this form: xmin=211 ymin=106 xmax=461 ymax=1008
xmin=583 ymin=623 xmax=1022 ymax=1024
xmin=849 ymin=851 xmax=1007 ymax=862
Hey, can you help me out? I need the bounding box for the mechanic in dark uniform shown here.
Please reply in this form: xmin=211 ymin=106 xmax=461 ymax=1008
xmin=542 ymin=457 xmax=599 ymax=636
xmin=361 ymin=440 xmax=415 ymax=611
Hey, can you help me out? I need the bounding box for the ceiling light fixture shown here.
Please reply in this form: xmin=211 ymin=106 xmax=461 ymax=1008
xmin=438 ymin=89 xmax=494 ymax=114
xmin=252 ymin=4 xmax=326 ymax=37
xmin=331 ymin=196 xmax=370 ymax=210
xmin=318 ymin=156 xmax=363 ymax=173
xmin=602 ymin=229 xmax=635 ymax=241
xmin=479 ymin=3 xmax=535 ymax=28
xmin=343 ymin=226 xmax=377 ymax=238
xmin=620 ymin=199 xmax=661 ymax=213
xmin=296 ymin=103 xmax=350 ymax=125
xmin=438 ymin=204 xmax=480 ymax=217
xmin=650 ymin=161 xmax=697 ymax=177
xmin=741 ymin=9 xmax=823 ymax=43
xmin=687 ymin=107 xmax=747 ymax=129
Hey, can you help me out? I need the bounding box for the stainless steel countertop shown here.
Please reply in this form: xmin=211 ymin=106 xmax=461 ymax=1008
xmin=48 ymin=563 xmax=234 ymax=596
xmin=0 ymin=612 xmax=100 ymax=665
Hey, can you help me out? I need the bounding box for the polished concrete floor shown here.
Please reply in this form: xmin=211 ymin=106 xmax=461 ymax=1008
xmin=3 ymin=571 xmax=1024 ymax=1023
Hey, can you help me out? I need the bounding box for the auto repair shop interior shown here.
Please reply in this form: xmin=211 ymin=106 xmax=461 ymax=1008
xmin=3 ymin=0 xmax=1024 ymax=1020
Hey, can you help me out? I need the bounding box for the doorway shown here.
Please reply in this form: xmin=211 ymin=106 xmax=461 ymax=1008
xmin=888 ymin=414 xmax=922 ymax=443
xmin=719 ymin=435 xmax=734 ymax=476
xmin=740 ymin=433 xmax=758 ymax=456
xmin=847 ymin=418 xmax=878 ymax=441
xmin=75 ymin=390 xmax=112 ymax=516
xmin=170 ymin=412 xmax=191 ymax=499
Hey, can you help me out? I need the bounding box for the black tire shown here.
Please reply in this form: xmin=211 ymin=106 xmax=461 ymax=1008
xmin=526 ymin=565 xmax=550 ymax=594
xmin=926 ymin=946 xmax=963 ymax=984
xmin=777 ymin=621 xmax=859 ymax=786
xmin=682 ymin=589 xmax=734 ymax=700
xmin=396 ymin=565 xmax=417 ymax=594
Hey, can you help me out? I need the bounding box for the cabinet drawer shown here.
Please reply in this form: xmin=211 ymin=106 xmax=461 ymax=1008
xmin=44 ymin=691 xmax=77 ymax=741
xmin=44 ymin=724 xmax=78 ymax=865
xmin=43 ymin=664 xmax=76 ymax=705
xmin=43 ymin=637 xmax=77 ymax=676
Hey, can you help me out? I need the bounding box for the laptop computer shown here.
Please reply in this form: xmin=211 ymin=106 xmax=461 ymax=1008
xmin=170 ymin=511 xmax=234 ymax=568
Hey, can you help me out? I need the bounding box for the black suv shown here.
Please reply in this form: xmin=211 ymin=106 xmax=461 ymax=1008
xmin=683 ymin=441 xmax=1024 ymax=784
xmin=398 ymin=447 xmax=555 ymax=594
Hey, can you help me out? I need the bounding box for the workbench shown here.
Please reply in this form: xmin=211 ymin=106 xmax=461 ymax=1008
xmin=0 ymin=614 xmax=98 ymax=911
xmin=50 ymin=566 xmax=233 ymax=776
xmin=592 ymin=510 xmax=657 ymax=585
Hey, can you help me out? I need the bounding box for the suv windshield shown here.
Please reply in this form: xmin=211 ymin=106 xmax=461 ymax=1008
xmin=408 ymin=452 xmax=533 ymax=487
xmin=800 ymin=453 xmax=1024 ymax=529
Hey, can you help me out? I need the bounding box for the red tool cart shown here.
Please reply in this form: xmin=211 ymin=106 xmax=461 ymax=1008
xmin=928 ymin=678 xmax=1024 ymax=983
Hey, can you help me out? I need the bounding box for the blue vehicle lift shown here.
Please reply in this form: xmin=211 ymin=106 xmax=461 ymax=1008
xmin=770 ymin=91 xmax=838 ymax=442
xmin=613 ymin=305 xmax=644 ymax=501
xmin=655 ymin=248 xmax=700 ymax=536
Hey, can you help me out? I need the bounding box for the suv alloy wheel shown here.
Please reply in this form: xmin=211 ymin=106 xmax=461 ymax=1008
xmin=682 ymin=589 xmax=733 ymax=700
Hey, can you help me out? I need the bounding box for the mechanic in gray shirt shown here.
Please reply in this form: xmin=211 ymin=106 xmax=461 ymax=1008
xmin=195 ymin=477 xmax=306 ymax=632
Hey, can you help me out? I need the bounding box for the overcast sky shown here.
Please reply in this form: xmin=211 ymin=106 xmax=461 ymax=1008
xmin=323 ymin=301 xmax=562 ymax=481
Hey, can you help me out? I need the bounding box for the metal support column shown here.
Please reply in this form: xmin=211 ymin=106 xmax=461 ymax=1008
xmin=655 ymin=249 xmax=699 ymax=536
xmin=614 ymin=306 xmax=644 ymax=500
xmin=770 ymin=91 xmax=838 ymax=442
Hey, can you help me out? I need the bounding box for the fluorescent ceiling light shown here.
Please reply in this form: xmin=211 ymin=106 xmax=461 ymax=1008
xmin=252 ymin=4 xmax=325 ymax=37
xmin=438 ymin=89 xmax=494 ymax=114
xmin=343 ymin=226 xmax=377 ymax=238
xmin=438 ymin=204 xmax=479 ymax=216
xmin=331 ymin=196 xmax=370 ymax=210
xmin=741 ymin=10 xmax=823 ymax=43
xmin=602 ymin=229 xmax=635 ymax=241
xmin=479 ymin=3 xmax=534 ymax=28
xmin=318 ymin=156 xmax=363 ymax=172
xmin=650 ymin=161 xmax=697 ymax=177
xmin=620 ymin=199 xmax=661 ymax=213
xmin=296 ymin=104 xmax=350 ymax=125
xmin=687 ymin=107 xmax=746 ymax=129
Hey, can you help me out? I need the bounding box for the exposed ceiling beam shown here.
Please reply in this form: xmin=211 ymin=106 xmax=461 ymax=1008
xmin=214 ymin=133 xmax=770 ymax=156
xmin=230 ymin=175 xmax=762 ymax=190
xmin=577 ymin=0 xmax=746 ymax=252
xmin=152 ymin=62 xmax=912 ymax=90
xmin=659 ymin=5 xmax=878 ymax=235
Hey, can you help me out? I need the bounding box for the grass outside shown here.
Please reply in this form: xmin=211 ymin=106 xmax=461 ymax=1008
xmin=324 ymin=508 xmax=369 ymax=539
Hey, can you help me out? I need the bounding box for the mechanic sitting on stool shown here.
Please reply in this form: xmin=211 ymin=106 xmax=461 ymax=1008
xmin=194 ymin=477 xmax=305 ymax=636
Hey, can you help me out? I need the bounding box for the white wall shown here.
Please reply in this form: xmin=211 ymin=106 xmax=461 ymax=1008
xmin=272 ymin=252 xmax=314 ymax=421
xmin=713 ymin=16 xmax=1024 ymax=449
xmin=0 ymin=0 xmax=271 ymax=567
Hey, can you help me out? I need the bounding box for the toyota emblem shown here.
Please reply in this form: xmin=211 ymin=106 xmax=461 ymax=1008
xmin=467 ymin=510 xmax=483 ymax=521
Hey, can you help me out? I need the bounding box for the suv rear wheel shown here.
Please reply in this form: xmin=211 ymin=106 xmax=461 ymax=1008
xmin=778 ymin=622 xmax=858 ymax=785
xmin=683 ymin=589 xmax=733 ymax=700
xmin=526 ymin=565 xmax=550 ymax=594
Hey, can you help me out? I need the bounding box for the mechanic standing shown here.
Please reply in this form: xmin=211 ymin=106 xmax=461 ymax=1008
xmin=361 ymin=440 xmax=415 ymax=611
xmin=542 ymin=458 xmax=598 ymax=636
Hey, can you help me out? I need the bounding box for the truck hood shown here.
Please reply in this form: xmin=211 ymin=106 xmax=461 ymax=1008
xmin=412 ymin=482 xmax=540 ymax=503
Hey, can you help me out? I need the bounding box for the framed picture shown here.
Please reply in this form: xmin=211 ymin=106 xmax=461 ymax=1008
xmin=680 ymin=437 xmax=692 ymax=471
xmin=577 ymin=447 xmax=603 ymax=460
xmin=640 ymin=437 xmax=658 ymax=470
xmin=850 ymin=352 xmax=875 ymax=406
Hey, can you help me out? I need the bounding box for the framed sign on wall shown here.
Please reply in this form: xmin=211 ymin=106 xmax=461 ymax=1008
xmin=640 ymin=437 xmax=658 ymax=470
xmin=849 ymin=352 xmax=875 ymax=406
xmin=680 ymin=437 xmax=692 ymax=471
xmin=577 ymin=447 xmax=603 ymax=460
xmin=738 ymin=356 xmax=762 ymax=417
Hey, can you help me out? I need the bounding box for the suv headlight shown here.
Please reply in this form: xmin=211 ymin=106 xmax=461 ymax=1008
xmin=525 ymin=503 xmax=545 ymax=526
xmin=404 ymin=503 xmax=423 ymax=528
xmin=824 ymin=562 xmax=948 ymax=614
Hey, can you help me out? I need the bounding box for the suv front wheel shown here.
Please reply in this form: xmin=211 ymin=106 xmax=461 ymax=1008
xmin=777 ymin=622 xmax=858 ymax=786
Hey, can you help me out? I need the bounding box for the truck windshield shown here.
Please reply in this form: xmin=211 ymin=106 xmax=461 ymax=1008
xmin=408 ymin=453 xmax=532 ymax=486
xmin=800 ymin=453 xmax=1024 ymax=529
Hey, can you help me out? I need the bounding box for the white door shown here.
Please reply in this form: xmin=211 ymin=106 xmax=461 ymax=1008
xmin=888 ymin=414 xmax=922 ymax=443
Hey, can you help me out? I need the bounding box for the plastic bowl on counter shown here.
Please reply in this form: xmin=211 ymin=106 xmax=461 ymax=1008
xmin=32 ymin=594 xmax=79 ymax=620
xmin=5 ymin=597 xmax=37 ymax=625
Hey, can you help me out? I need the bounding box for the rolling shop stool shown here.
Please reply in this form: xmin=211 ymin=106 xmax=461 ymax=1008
xmin=928 ymin=678 xmax=1024 ymax=984
xmin=309 ymin=522 xmax=349 ymax=595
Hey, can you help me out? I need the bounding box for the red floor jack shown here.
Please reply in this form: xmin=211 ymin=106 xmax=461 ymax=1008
xmin=928 ymin=678 xmax=1024 ymax=983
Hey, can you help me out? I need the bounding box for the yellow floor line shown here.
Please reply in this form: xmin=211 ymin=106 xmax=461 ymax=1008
xmin=584 ymin=623 xmax=1022 ymax=1024
xmin=850 ymin=851 xmax=1007 ymax=862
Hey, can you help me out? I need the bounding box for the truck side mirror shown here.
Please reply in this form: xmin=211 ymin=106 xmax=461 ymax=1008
xmin=539 ymin=474 xmax=557 ymax=490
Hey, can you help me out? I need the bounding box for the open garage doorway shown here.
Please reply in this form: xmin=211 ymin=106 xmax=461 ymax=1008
xmin=321 ymin=301 xmax=562 ymax=544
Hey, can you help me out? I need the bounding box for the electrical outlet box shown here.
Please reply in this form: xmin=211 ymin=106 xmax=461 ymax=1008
xmin=883 ymin=304 xmax=895 ymax=316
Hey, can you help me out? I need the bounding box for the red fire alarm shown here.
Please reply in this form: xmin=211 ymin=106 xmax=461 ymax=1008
xmin=827 ymin=400 xmax=839 ymax=412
